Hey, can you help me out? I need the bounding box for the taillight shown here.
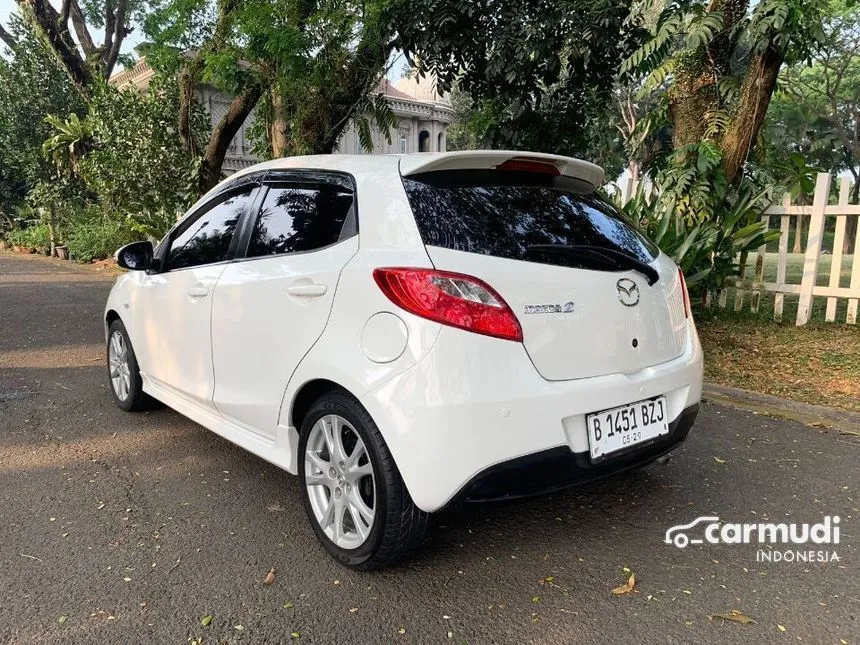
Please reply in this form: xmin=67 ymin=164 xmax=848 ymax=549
xmin=678 ymin=267 xmax=690 ymax=318
xmin=373 ymin=268 xmax=523 ymax=342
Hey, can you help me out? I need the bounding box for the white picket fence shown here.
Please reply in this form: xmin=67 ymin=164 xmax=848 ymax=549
xmin=619 ymin=173 xmax=860 ymax=325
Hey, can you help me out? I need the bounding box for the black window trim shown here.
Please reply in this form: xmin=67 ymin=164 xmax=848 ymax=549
xmin=229 ymin=168 xmax=359 ymax=263
xmin=154 ymin=174 xmax=265 ymax=274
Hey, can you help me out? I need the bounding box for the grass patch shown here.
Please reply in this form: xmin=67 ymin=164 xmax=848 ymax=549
xmin=697 ymin=314 xmax=860 ymax=412
xmin=717 ymin=251 xmax=857 ymax=325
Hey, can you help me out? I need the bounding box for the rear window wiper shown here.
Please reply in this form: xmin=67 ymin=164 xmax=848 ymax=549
xmin=526 ymin=244 xmax=660 ymax=285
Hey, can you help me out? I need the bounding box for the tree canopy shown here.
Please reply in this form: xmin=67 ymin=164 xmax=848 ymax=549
xmin=0 ymin=16 xmax=85 ymax=222
xmin=395 ymin=0 xmax=639 ymax=168
xmin=10 ymin=0 xmax=146 ymax=95
xmin=763 ymin=0 xmax=860 ymax=199
xmin=145 ymin=0 xmax=401 ymax=191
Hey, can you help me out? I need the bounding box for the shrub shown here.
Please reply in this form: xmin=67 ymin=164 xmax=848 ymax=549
xmin=66 ymin=218 xmax=139 ymax=262
xmin=616 ymin=182 xmax=779 ymax=307
xmin=4 ymin=227 xmax=28 ymax=247
xmin=5 ymin=223 xmax=51 ymax=253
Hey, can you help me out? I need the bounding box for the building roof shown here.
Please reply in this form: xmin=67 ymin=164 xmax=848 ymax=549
xmin=393 ymin=74 xmax=449 ymax=105
xmin=111 ymin=58 xmax=452 ymax=111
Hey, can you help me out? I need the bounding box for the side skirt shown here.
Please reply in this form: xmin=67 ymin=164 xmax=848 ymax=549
xmin=143 ymin=376 xmax=299 ymax=475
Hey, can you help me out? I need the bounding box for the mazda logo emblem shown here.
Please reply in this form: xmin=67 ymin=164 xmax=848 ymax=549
xmin=616 ymin=278 xmax=640 ymax=307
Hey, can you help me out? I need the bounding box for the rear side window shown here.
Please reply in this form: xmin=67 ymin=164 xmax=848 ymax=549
xmin=401 ymin=170 xmax=658 ymax=267
xmin=247 ymin=184 xmax=354 ymax=258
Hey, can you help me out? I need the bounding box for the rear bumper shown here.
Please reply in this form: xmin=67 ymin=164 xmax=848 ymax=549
xmin=359 ymin=318 xmax=703 ymax=513
xmin=440 ymin=403 xmax=698 ymax=511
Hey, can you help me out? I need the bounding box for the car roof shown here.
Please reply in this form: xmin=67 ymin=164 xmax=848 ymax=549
xmin=217 ymin=150 xmax=604 ymax=194
xmin=183 ymin=151 xmax=607 ymax=253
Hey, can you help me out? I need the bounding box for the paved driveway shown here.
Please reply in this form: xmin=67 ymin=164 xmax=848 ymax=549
xmin=0 ymin=251 xmax=857 ymax=644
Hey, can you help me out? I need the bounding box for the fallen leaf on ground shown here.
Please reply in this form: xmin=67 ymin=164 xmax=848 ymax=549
xmin=777 ymin=624 xmax=786 ymax=632
xmin=611 ymin=573 xmax=636 ymax=595
xmin=58 ymin=615 xmax=68 ymax=624
xmin=200 ymin=615 xmax=212 ymax=627
xmin=708 ymin=610 xmax=756 ymax=625
xmin=714 ymin=457 xmax=726 ymax=464
xmin=283 ymin=602 xmax=294 ymax=609
xmin=291 ymin=631 xmax=301 ymax=639
xmin=264 ymin=568 xmax=276 ymax=585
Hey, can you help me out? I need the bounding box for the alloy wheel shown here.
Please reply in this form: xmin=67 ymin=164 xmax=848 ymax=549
xmin=108 ymin=330 xmax=131 ymax=401
xmin=304 ymin=414 xmax=376 ymax=550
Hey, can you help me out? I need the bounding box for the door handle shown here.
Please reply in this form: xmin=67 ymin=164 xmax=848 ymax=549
xmin=187 ymin=286 xmax=210 ymax=298
xmin=287 ymin=283 xmax=327 ymax=297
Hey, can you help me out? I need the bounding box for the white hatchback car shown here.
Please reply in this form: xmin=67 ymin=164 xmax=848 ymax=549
xmin=105 ymin=151 xmax=703 ymax=569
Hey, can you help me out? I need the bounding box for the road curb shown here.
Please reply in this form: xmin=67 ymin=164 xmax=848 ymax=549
xmin=703 ymin=383 xmax=860 ymax=437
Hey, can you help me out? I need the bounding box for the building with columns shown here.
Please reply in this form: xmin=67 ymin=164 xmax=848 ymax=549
xmin=110 ymin=59 xmax=455 ymax=174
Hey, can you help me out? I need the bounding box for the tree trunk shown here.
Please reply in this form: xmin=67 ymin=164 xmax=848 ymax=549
xmin=667 ymin=0 xmax=749 ymax=151
xmin=629 ymin=159 xmax=640 ymax=183
xmin=845 ymin=214 xmax=858 ymax=256
xmin=845 ymin=174 xmax=859 ymax=255
xmin=720 ymin=44 xmax=784 ymax=184
xmin=17 ymin=0 xmax=93 ymax=95
xmin=47 ymin=214 xmax=56 ymax=257
xmin=270 ymin=90 xmax=289 ymax=158
xmin=198 ymin=84 xmax=264 ymax=193
xmin=792 ymin=215 xmax=804 ymax=254
xmin=0 ymin=23 xmax=19 ymax=53
xmin=668 ymin=72 xmax=717 ymax=149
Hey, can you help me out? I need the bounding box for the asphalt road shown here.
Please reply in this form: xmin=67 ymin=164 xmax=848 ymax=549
xmin=0 ymin=251 xmax=857 ymax=645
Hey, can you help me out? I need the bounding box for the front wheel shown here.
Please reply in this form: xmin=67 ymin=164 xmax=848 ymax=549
xmin=298 ymin=391 xmax=429 ymax=569
xmin=106 ymin=319 xmax=153 ymax=412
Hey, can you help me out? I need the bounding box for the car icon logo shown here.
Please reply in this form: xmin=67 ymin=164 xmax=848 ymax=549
xmin=616 ymin=278 xmax=640 ymax=307
xmin=664 ymin=516 xmax=721 ymax=548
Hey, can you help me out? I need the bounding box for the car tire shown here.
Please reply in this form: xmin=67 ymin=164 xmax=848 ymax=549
xmin=298 ymin=391 xmax=429 ymax=570
xmin=106 ymin=319 xmax=153 ymax=412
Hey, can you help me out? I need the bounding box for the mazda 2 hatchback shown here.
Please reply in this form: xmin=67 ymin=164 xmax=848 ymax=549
xmin=105 ymin=151 xmax=703 ymax=569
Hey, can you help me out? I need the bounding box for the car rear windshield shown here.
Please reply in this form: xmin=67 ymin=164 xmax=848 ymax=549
xmin=401 ymin=170 xmax=658 ymax=268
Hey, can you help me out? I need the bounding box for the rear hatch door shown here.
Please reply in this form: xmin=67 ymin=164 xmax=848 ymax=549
xmin=400 ymin=158 xmax=688 ymax=381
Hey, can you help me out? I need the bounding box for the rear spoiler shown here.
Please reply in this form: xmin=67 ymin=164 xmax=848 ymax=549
xmin=399 ymin=151 xmax=605 ymax=189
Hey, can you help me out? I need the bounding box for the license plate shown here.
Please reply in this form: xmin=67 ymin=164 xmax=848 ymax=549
xmin=586 ymin=396 xmax=669 ymax=461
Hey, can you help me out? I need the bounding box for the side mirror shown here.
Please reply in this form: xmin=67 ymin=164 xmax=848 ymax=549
xmin=115 ymin=241 xmax=153 ymax=271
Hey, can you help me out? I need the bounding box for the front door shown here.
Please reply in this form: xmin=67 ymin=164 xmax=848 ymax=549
xmin=132 ymin=184 xmax=258 ymax=408
xmin=211 ymin=174 xmax=359 ymax=436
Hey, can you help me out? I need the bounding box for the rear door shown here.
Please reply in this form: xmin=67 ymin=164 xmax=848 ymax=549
xmin=401 ymin=167 xmax=688 ymax=381
xmin=210 ymin=171 xmax=359 ymax=437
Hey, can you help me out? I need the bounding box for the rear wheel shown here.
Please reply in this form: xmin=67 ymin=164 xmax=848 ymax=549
xmin=106 ymin=319 xmax=153 ymax=412
xmin=298 ymin=391 xmax=429 ymax=569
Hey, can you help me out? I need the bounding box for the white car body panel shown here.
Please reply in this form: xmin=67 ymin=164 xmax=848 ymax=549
xmin=127 ymin=264 xmax=226 ymax=408
xmin=359 ymin=319 xmax=702 ymax=511
xmin=211 ymin=236 xmax=359 ymax=437
xmin=104 ymin=151 xmax=704 ymax=516
xmin=424 ymin=246 xmax=689 ymax=381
